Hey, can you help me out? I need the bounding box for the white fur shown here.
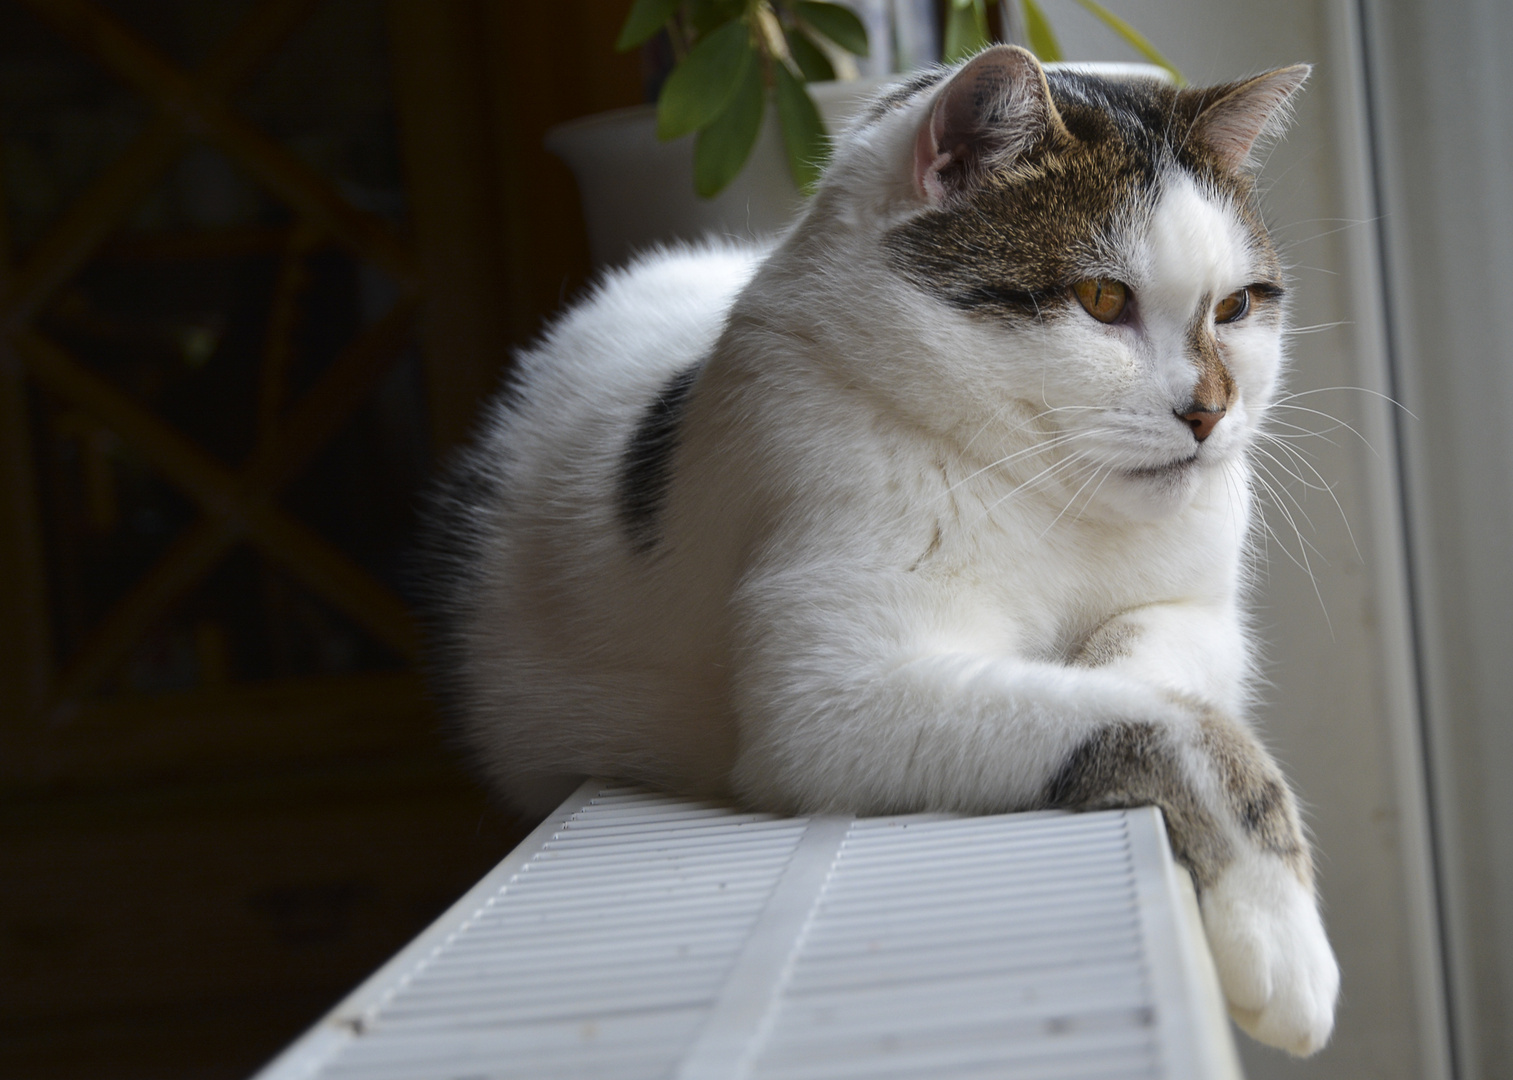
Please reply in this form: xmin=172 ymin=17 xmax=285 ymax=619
xmin=445 ymin=64 xmax=1336 ymax=1055
xmin=1204 ymin=851 xmax=1341 ymax=1054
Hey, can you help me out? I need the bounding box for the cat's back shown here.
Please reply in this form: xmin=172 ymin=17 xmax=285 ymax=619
xmin=431 ymin=242 xmax=763 ymax=808
xmin=499 ymin=241 xmax=762 ymax=469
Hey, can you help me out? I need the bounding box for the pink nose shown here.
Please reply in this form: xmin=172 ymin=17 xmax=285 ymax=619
xmin=1177 ymin=407 xmax=1225 ymax=442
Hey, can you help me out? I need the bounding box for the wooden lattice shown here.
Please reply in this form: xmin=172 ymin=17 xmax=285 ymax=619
xmin=0 ymin=0 xmax=429 ymax=753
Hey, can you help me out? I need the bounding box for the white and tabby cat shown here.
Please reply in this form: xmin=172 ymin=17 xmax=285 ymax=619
xmin=427 ymin=46 xmax=1339 ymax=1055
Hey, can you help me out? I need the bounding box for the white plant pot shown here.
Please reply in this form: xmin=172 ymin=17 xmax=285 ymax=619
xmin=545 ymin=79 xmax=887 ymax=269
xmin=547 ymin=63 xmax=1170 ymax=270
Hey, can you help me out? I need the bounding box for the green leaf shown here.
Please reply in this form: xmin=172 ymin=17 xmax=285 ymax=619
xmin=794 ymin=2 xmax=869 ymax=58
xmin=943 ymin=0 xmax=992 ymax=63
xmin=1069 ymin=0 xmax=1185 ymax=85
xmin=657 ymin=21 xmax=755 ymax=141
xmin=694 ymin=58 xmax=767 ymax=197
xmin=616 ymin=0 xmax=681 ymax=52
xmin=773 ymin=63 xmax=828 ymax=192
xmin=690 ymin=0 xmax=745 ymax=37
xmin=1020 ymin=0 xmax=1063 ymax=62
xmin=787 ymin=28 xmax=836 ymax=83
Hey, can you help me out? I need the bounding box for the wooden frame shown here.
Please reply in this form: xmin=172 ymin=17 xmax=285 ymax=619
xmin=0 ymin=0 xmax=425 ymax=731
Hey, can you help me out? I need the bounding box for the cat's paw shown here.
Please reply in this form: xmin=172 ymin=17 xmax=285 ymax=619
xmin=1200 ymin=854 xmax=1339 ymax=1056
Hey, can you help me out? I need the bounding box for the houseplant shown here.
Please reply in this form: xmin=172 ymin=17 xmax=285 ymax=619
xmin=548 ymin=1 xmax=1183 ymax=267
xmin=616 ymin=0 xmax=1184 ymax=200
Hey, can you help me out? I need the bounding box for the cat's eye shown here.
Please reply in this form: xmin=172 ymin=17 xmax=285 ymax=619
xmin=1072 ymin=279 xmax=1128 ymax=324
xmin=1215 ymin=288 xmax=1250 ymax=323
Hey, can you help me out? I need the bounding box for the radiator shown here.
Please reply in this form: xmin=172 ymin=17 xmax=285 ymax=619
xmin=254 ymin=782 xmax=1243 ymax=1079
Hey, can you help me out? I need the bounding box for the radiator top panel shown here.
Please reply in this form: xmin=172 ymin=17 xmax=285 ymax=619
xmin=255 ymin=782 xmax=1241 ymax=1080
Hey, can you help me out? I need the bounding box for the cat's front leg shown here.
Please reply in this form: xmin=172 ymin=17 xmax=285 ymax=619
xmin=1071 ymin=601 xmax=1250 ymax=714
xmin=1045 ymin=705 xmax=1339 ymax=1055
xmin=732 ymin=574 xmax=1337 ymax=1054
xmin=1063 ymin=604 xmax=1338 ymax=1053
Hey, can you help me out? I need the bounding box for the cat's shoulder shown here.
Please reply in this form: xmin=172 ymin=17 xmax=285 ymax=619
xmin=565 ymin=239 xmax=768 ymax=336
xmin=500 ymin=238 xmax=768 ymax=418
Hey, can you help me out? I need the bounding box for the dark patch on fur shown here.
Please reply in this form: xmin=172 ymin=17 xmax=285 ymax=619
xmin=885 ymin=69 xmax=1283 ymax=321
xmin=1198 ymin=713 xmax=1312 ymax=885
xmin=619 ymin=364 xmax=701 ymax=553
xmin=1044 ymin=721 xmax=1233 ymax=890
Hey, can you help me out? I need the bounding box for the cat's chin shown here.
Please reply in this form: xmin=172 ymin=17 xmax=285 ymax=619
xmin=1100 ymin=456 xmax=1206 ymax=520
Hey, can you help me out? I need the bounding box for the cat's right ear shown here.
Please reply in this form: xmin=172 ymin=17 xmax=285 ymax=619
xmin=914 ymin=45 xmax=1066 ymax=205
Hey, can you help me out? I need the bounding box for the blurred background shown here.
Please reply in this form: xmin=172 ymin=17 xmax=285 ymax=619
xmin=0 ymin=1 xmax=1509 ymax=1079
xmin=0 ymin=1 xmax=642 ymax=1075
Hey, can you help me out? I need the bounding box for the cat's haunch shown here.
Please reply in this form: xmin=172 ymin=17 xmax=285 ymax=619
xmin=424 ymin=46 xmax=1337 ymax=1056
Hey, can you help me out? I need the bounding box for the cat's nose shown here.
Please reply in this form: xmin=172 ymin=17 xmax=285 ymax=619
xmin=1177 ymin=407 xmax=1225 ymax=442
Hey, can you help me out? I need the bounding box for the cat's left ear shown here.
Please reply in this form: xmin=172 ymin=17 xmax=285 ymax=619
xmin=1182 ymin=65 xmax=1311 ymax=171
xmin=914 ymin=45 xmax=1068 ymax=205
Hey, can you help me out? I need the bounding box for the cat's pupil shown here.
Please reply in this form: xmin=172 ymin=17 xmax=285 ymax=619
xmin=1072 ymin=278 xmax=1128 ymax=323
xmin=1215 ymin=288 xmax=1250 ymax=323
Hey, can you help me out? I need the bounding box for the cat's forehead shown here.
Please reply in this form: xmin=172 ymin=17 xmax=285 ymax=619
xmin=882 ymin=70 xmax=1277 ymax=305
xmin=1139 ymin=172 xmax=1267 ymax=307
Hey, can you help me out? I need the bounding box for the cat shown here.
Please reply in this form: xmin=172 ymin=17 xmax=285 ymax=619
xmin=425 ymin=45 xmax=1339 ymax=1056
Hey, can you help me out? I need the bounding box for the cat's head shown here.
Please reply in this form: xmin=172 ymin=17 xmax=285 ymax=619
xmin=806 ymin=47 xmax=1308 ymax=520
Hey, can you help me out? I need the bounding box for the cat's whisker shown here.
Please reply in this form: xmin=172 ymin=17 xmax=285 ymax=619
xmin=1256 ymin=437 xmax=1364 ymax=561
xmin=1252 ymin=460 xmax=1320 ymax=542
xmin=1070 ymin=464 xmax=1115 ymax=526
xmin=1250 ymin=468 xmax=1335 ymax=637
xmin=1262 ymin=425 xmax=1342 ymax=447
xmin=1257 ymin=431 xmax=1334 ymax=483
xmin=1253 ymin=461 xmax=1336 ymax=570
xmin=1261 ymin=415 xmax=1356 ymax=452
xmin=1275 ymin=216 xmax=1381 ymax=246
xmin=947 ymin=426 xmax=1118 ymax=493
xmin=967 ymin=447 xmax=1099 ymax=528
xmin=961 ymin=401 xmax=1023 ymax=453
xmin=1267 ymin=403 xmax=1376 ymax=454
xmin=948 ymin=434 xmax=1082 ymax=492
xmin=1040 ymin=458 xmax=1109 ymax=538
xmin=1283 ymin=321 xmax=1351 ymax=335
xmin=1251 ymin=440 xmax=1331 ymax=492
xmin=1273 ymin=384 xmax=1417 ymax=420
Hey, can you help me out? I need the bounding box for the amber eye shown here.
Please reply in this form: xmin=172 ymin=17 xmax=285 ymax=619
xmin=1072 ymin=278 xmax=1129 ymax=324
xmin=1215 ymin=288 xmax=1250 ymax=324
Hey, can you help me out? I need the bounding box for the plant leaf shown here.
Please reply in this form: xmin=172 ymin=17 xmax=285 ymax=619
xmin=773 ymin=62 xmax=828 ymax=192
xmin=1020 ymin=0 xmax=1063 ymax=62
xmin=1069 ymin=0 xmax=1185 ymax=85
xmin=616 ymin=0 xmax=682 ymax=52
xmin=690 ymin=0 xmax=746 ymax=36
xmin=694 ymin=58 xmax=767 ymax=198
xmin=657 ymin=21 xmax=755 ymax=141
xmin=787 ymin=28 xmax=836 ymax=82
xmin=794 ymin=1 xmax=869 ymax=57
xmin=943 ymin=0 xmax=992 ymax=63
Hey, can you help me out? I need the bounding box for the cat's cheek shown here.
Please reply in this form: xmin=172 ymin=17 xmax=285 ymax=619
xmin=1200 ymin=852 xmax=1340 ymax=1057
xmin=1218 ymin=333 xmax=1283 ymax=407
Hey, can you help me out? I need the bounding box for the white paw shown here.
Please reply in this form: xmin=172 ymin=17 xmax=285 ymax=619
xmin=1200 ymin=854 xmax=1340 ymax=1056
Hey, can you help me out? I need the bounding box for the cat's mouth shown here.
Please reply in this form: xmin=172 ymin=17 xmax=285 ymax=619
xmin=1124 ymin=452 xmax=1200 ymax=480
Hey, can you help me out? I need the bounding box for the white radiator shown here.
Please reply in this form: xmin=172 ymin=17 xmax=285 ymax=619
xmin=255 ymin=782 xmax=1243 ymax=1080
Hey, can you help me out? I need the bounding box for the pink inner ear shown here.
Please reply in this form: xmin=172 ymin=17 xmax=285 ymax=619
xmin=908 ymin=45 xmax=1056 ymax=207
xmin=1195 ymin=65 xmax=1310 ymax=170
xmin=913 ymin=108 xmax=953 ymax=203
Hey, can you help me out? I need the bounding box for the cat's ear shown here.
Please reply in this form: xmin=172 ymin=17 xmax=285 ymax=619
xmin=914 ymin=45 xmax=1067 ymax=205
xmin=1182 ymin=65 xmax=1311 ymax=171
